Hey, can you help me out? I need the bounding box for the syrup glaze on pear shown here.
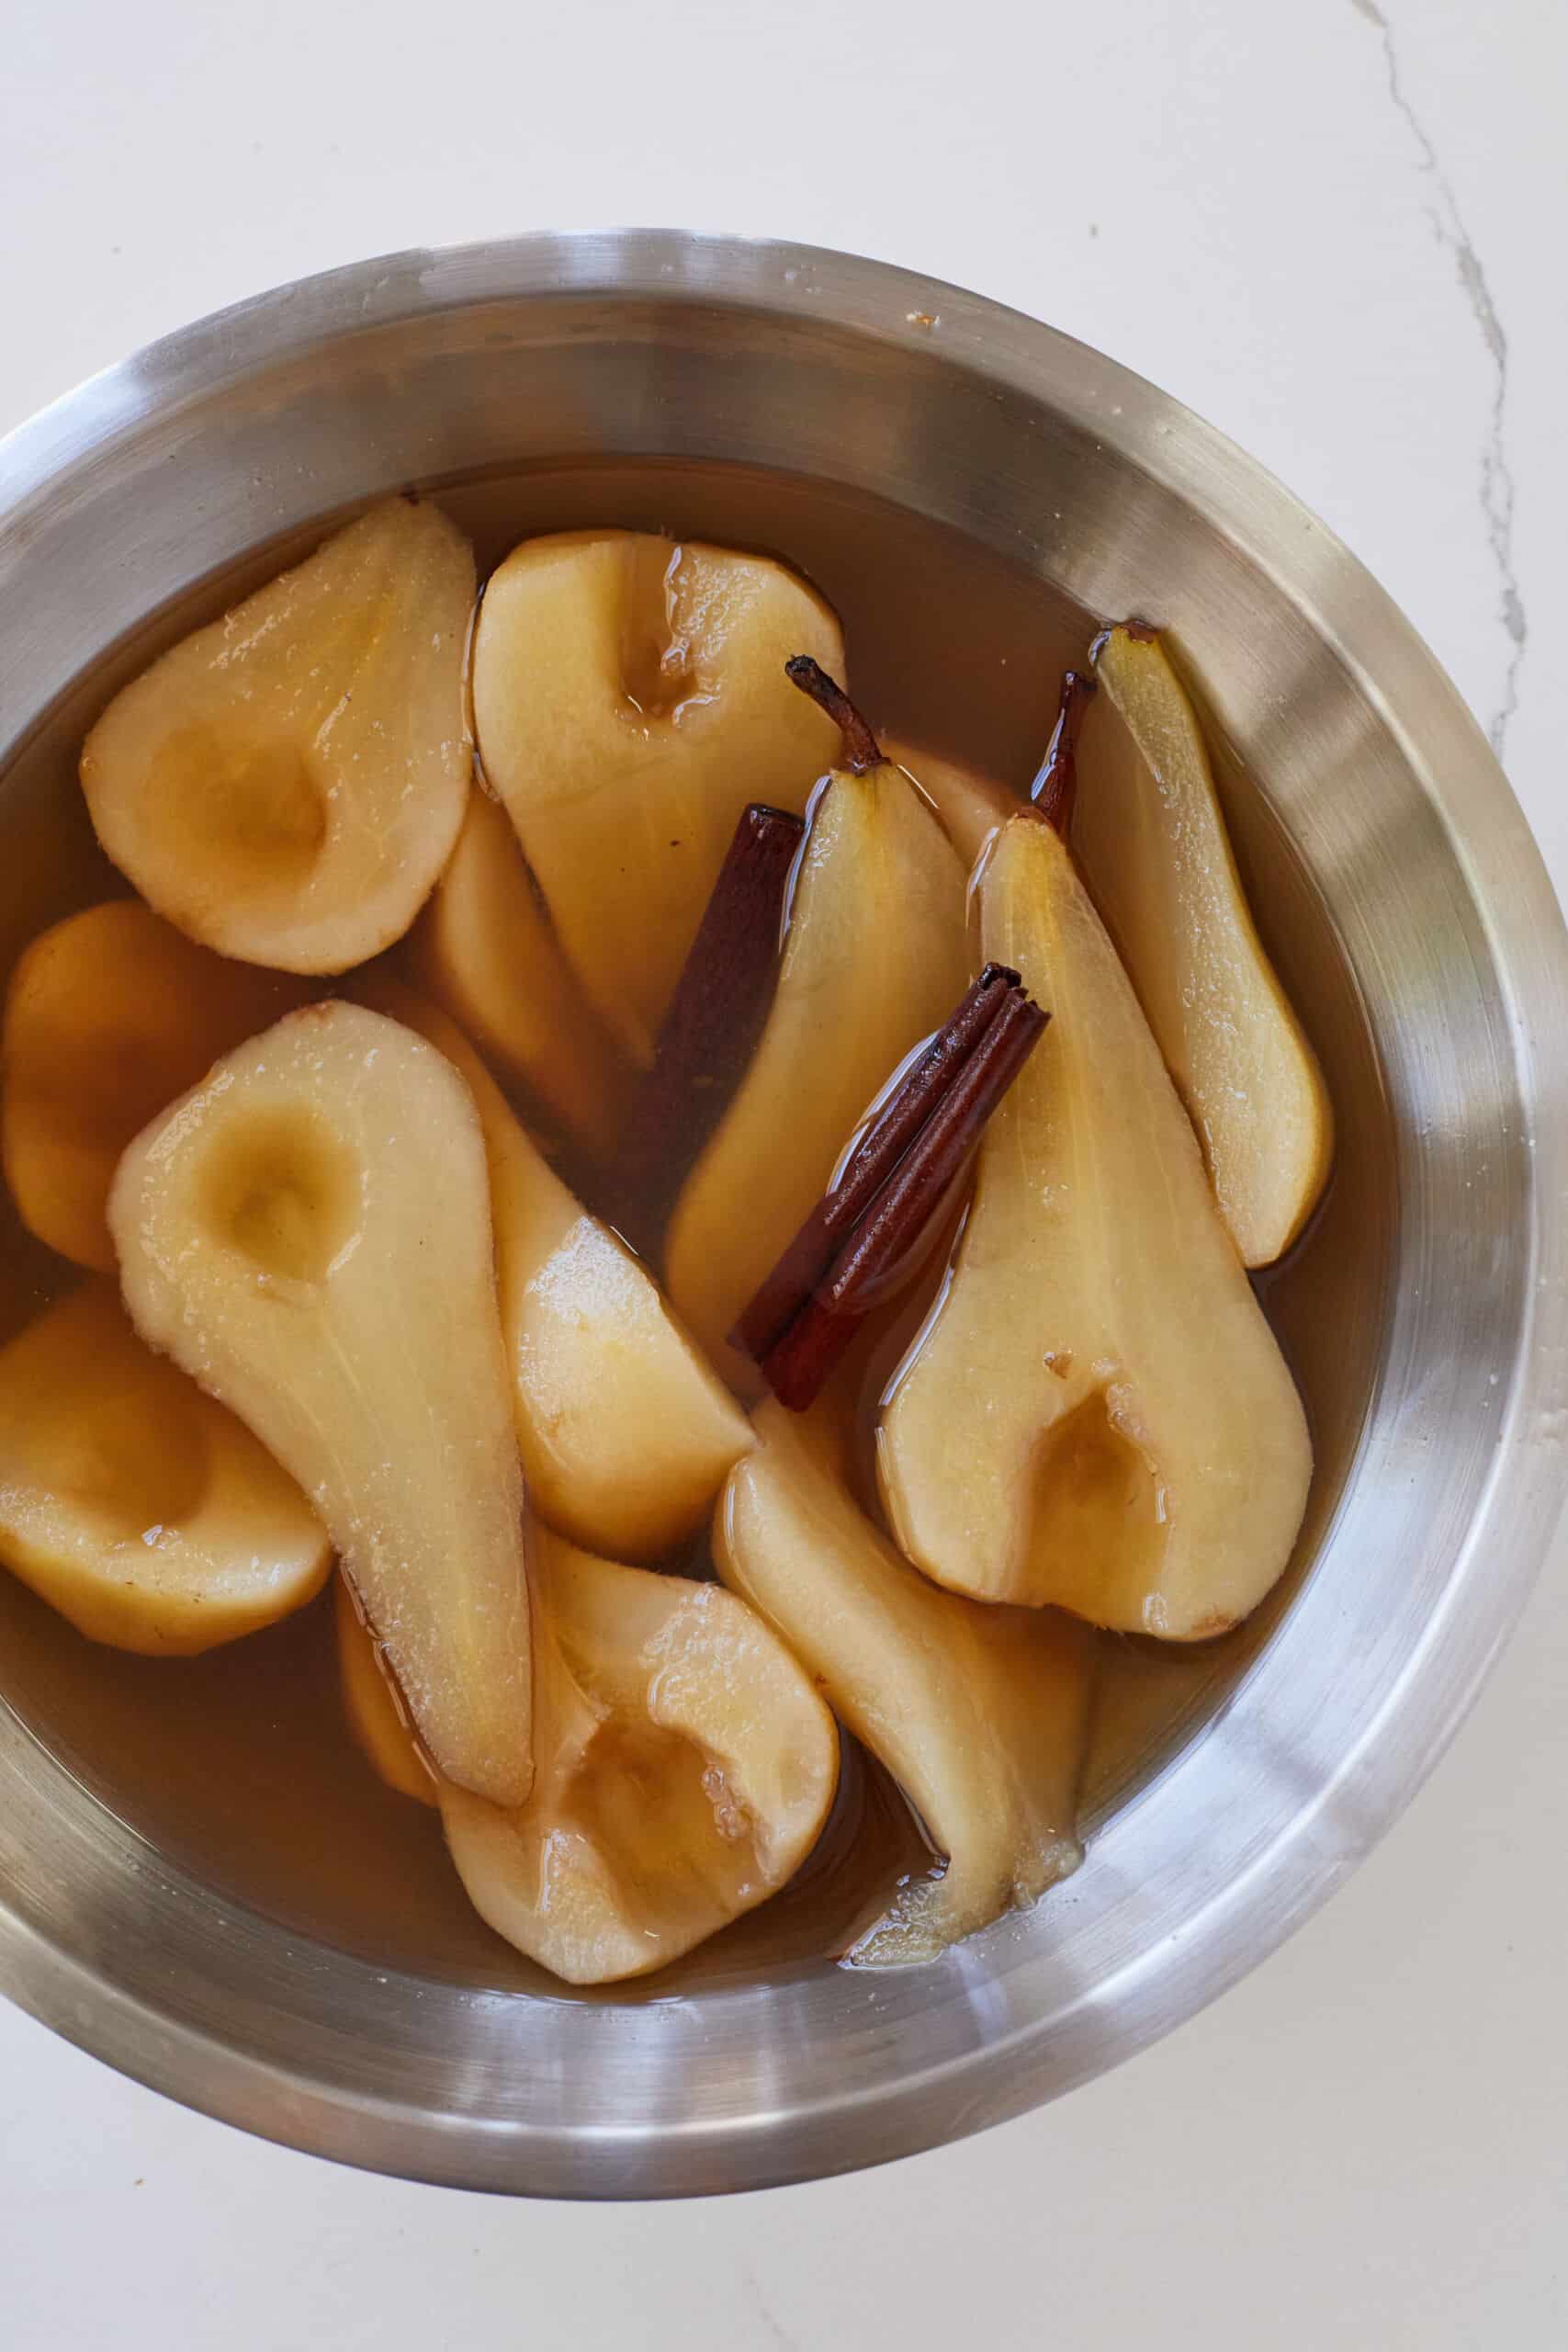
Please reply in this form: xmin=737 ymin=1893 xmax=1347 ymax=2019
xmin=470 ymin=533 xmax=845 ymax=1065
xmin=82 ymin=501 xmax=475 ymax=975
xmin=348 ymin=973 xmax=752 ymax=1563
xmin=441 ymin=1521 xmax=839 ymax=1984
xmin=879 ymin=811 xmax=1313 ymax=1638
xmin=109 ymin=1001 xmax=534 ymax=1805
xmin=664 ymin=662 xmax=970 ymax=1387
xmin=1077 ymin=624 xmax=1332 ymax=1266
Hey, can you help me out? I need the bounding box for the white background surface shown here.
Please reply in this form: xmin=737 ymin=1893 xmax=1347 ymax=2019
xmin=3 ymin=0 xmax=1566 ymax=2343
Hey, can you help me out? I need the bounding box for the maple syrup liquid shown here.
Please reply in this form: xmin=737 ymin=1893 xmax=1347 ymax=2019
xmin=0 ymin=459 xmax=1390 ymax=1996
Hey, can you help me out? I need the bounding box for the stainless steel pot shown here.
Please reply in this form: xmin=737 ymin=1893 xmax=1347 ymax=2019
xmin=1 ymin=232 xmax=1564 ymax=2198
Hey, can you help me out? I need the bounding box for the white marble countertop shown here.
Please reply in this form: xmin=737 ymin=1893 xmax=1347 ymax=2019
xmin=3 ymin=0 xmax=1565 ymax=2342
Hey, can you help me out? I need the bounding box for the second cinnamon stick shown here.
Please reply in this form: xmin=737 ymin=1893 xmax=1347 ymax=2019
xmin=616 ymin=802 xmax=805 ymax=1249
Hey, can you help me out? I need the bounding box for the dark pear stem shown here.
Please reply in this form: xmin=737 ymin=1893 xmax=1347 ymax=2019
xmin=785 ymin=655 xmax=886 ymax=775
xmin=1088 ymin=616 xmax=1158 ymax=667
xmin=1030 ymin=669 xmax=1097 ymax=838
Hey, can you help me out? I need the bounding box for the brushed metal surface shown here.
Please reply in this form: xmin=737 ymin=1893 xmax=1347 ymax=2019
xmin=0 ymin=230 xmax=1564 ymax=2197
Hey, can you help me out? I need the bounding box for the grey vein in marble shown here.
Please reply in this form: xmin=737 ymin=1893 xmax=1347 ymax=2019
xmin=740 ymin=2263 xmax=801 ymax=2352
xmin=1352 ymin=0 xmax=1527 ymax=758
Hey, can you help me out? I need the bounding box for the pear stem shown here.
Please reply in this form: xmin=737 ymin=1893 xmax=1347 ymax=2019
xmin=785 ymin=656 xmax=886 ymax=775
xmin=1030 ymin=669 xmax=1097 ymax=837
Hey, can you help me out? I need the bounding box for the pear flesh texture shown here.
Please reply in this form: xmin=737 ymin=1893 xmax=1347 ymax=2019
xmin=1078 ymin=627 xmax=1332 ymax=1266
xmin=350 ymin=975 xmax=752 ymax=1560
xmin=441 ymin=1521 xmax=839 ymax=1984
xmin=409 ymin=787 xmax=629 ymax=1157
xmin=81 ymin=500 xmax=475 ymax=975
xmin=716 ymin=1399 xmax=1092 ymax=1964
xmin=470 ymin=531 xmax=844 ymax=1065
xmin=664 ymin=762 xmax=971 ymax=1385
xmin=882 ymin=734 xmax=1019 ymax=873
xmin=0 ymin=1281 xmax=330 ymax=1655
xmin=879 ymin=816 xmax=1312 ymax=1639
xmin=2 ymin=900 xmax=310 ymax=1273
xmin=334 ymin=1570 xmax=437 ymax=1808
xmin=107 ymin=1001 xmax=533 ymax=1805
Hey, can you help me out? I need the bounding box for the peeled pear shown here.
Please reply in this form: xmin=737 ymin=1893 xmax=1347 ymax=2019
xmin=470 ymin=532 xmax=843 ymax=1064
xmin=409 ymin=787 xmax=629 ymax=1155
xmin=334 ymin=1571 xmax=436 ymax=1807
xmin=1078 ymin=626 xmax=1332 ymax=1265
xmin=716 ymin=1397 xmax=1091 ymax=1964
xmin=883 ymin=734 xmax=1019 ymax=872
xmin=665 ymin=758 xmax=970 ymax=1385
xmin=442 ymin=1521 xmax=838 ymax=1984
xmin=879 ymin=815 xmax=1312 ymax=1638
xmin=107 ymin=1001 xmax=533 ymax=1805
xmin=81 ymin=500 xmax=475 ymax=975
xmin=350 ymin=975 xmax=752 ymax=1560
xmin=0 ymin=1281 xmax=329 ymax=1655
xmin=2 ymin=900 xmax=310 ymax=1272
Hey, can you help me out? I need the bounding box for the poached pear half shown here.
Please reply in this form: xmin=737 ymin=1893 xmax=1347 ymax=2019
xmin=409 ymin=786 xmax=629 ymax=1158
xmin=1078 ymin=625 xmax=1332 ymax=1266
xmin=470 ymin=531 xmax=844 ymax=1066
xmin=349 ymin=974 xmax=752 ymax=1562
xmin=441 ymin=1521 xmax=839 ymax=1984
xmin=82 ymin=500 xmax=474 ymax=976
xmin=717 ymin=1396 xmax=1091 ymax=1963
xmin=665 ymin=726 xmax=970 ymax=1386
xmin=109 ymin=1001 xmax=534 ymax=1805
xmin=2 ymin=899 xmax=309 ymax=1273
xmin=879 ymin=813 xmax=1312 ymax=1640
xmin=0 ymin=1281 xmax=329 ymax=1656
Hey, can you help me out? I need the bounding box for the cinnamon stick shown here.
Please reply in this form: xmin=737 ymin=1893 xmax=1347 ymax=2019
xmin=759 ymin=987 xmax=1046 ymax=1409
xmin=617 ymin=801 xmax=805 ymax=1247
xmin=732 ymin=967 xmax=1048 ymax=1412
xmin=732 ymin=962 xmax=1021 ymax=1362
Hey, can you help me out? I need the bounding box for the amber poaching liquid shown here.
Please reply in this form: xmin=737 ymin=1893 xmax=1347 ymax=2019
xmin=0 ymin=458 xmax=1383 ymax=1998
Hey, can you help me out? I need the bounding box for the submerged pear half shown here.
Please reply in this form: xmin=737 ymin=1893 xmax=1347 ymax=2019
xmin=108 ymin=1001 xmax=533 ymax=1805
xmin=335 ymin=1570 xmax=437 ymax=1807
xmin=716 ymin=1399 xmax=1092 ymax=1963
xmin=879 ymin=814 xmax=1312 ymax=1639
xmin=0 ymin=1281 xmax=329 ymax=1655
xmin=350 ymin=975 xmax=752 ymax=1559
xmin=441 ymin=1521 xmax=839 ymax=1984
xmin=1078 ymin=626 xmax=1332 ymax=1265
xmin=81 ymin=500 xmax=475 ymax=975
xmin=410 ymin=786 xmax=629 ymax=1156
xmin=470 ymin=532 xmax=844 ymax=1064
xmin=883 ymin=734 xmax=1020 ymax=873
xmin=665 ymin=760 xmax=971 ymax=1384
xmin=2 ymin=899 xmax=310 ymax=1272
